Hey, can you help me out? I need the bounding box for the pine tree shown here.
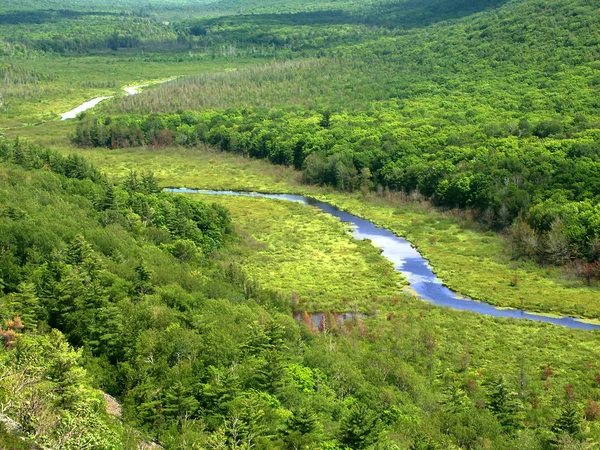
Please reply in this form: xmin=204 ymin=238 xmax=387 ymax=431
xmin=8 ymin=282 xmax=45 ymax=328
xmin=552 ymin=401 xmax=581 ymax=439
xmin=487 ymin=376 xmax=522 ymax=431
xmin=339 ymin=404 xmax=382 ymax=449
xmin=443 ymin=381 xmax=471 ymax=414
xmin=163 ymin=381 xmax=200 ymax=426
xmin=96 ymin=177 xmax=116 ymax=211
xmin=66 ymin=234 xmax=94 ymax=266
xmin=141 ymin=172 xmax=161 ymax=194
xmin=285 ymin=407 xmax=319 ymax=435
xmin=134 ymin=262 xmax=153 ymax=297
xmin=283 ymin=407 xmax=321 ymax=449
xmin=123 ymin=170 xmax=140 ymax=195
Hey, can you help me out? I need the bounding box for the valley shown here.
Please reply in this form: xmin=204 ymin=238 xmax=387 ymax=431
xmin=1 ymin=0 xmax=600 ymax=448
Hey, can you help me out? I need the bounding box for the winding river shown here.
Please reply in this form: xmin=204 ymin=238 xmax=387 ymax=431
xmin=60 ymin=80 xmax=175 ymax=120
xmin=167 ymin=188 xmax=600 ymax=331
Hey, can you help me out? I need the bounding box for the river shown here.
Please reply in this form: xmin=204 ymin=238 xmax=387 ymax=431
xmin=166 ymin=188 xmax=600 ymax=331
xmin=60 ymin=79 xmax=175 ymax=120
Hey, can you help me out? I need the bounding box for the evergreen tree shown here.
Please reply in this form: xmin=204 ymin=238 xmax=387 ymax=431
xmin=552 ymin=401 xmax=581 ymax=439
xmin=443 ymin=381 xmax=471 ymax=414
xmin=487 ymin=376 xmax=522 ymax=432
xmin=141 ymin=171 xmax=161 ymax=194
xmin=163 ymin=381 xmax=200 ymax=426
xmin=8 ymin=282 xmax=44 ymax=328
xmin=123 ymin=170 xmax=140 ymax=195
xmin=339 ymin=404 xmax=383 ymax=449
xmin=283 ymin=407 xmax=321 ymax=449
xmin=134 ymin=262 xmax=153 ymax=297
xmin=96 ymin=177 xmax=117 ymax=211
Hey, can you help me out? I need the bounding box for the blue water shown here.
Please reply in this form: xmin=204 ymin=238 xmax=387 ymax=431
xmin=166 ymin=188 xmax=600 ymax=331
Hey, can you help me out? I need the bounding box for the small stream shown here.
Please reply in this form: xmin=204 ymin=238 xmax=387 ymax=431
xmin=60 ymin=96 xmax=114 ymax=120
xmin=167 ymin=188 xmax=600 ymax=331
xmin=60 ymin=80 xmax=175 ymax=120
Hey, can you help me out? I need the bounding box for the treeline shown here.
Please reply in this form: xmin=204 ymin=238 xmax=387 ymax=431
xmin=0 ymin=13 xmax=180 ymax=55
xmin=72 ymin=109 xmax=600 ymax=273
xmin=0 ymin=0 xmax=535 ymax=57
xmin=3 ymin=139 xmax=600 ymax=449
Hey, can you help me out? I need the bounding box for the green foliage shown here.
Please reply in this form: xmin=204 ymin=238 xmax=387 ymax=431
xmin=339 ymin=403 xmax=383 ymax=449
xmin=486 ymin=377 xmax=523 ymax=432
xmin=0 ymin=329 xmax=124 ymax=449
xmin=4 ymin=140 xmax=600 ymax=448
xmin=553 ymin=401 xmax=582 ymax=439
xmin=75 ymin=99 xmax=600 ymax=276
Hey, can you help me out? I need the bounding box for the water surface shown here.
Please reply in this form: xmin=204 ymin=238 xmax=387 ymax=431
xmin=60 ymin=80 xmax=173 ymax=120
xmin=61 ymin=96 xmax=113 ymax=120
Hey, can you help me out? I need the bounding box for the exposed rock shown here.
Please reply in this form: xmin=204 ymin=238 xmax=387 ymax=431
xmin=102 ymin=392 xmax=122 ymax=418
xmin=138 ymin=441 xmax=163 ymax=450
xmin=0 ymin=413 xmax=22 ymax=434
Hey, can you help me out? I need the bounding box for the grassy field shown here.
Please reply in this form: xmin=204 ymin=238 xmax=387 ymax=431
xmin=11 ymin=139 xmax=592 ymax=320
xmin=195 ymin=194 xmax=406 ymax=312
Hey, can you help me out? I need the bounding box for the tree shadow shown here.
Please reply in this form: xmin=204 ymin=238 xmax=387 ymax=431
xmin=0 ymin=9 xmax=119 ymax=25
xmin=199 ymin=0 xmax=512 ymax=30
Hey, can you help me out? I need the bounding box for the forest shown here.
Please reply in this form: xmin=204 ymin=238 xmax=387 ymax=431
xmin=1 ymin=0 xmax=600 ymax=448
xmin=2 ymin=138 xmax=600 ymax=449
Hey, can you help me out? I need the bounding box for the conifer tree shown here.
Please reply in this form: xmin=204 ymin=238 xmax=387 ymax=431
xmin=552 ymin=401 xmax=581 ymax=439
xmin=487 ymin=376 xmax=522 ymax=432
xmin=339 ymin=404 xmax=383 ymax=449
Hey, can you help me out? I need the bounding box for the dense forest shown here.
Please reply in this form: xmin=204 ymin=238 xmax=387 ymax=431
xmin=2 ymin=0 xmax=600 ymax=448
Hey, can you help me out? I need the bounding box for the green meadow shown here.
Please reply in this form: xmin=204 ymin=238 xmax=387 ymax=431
xmin=192 ymin=193 xmax=406 ymax=312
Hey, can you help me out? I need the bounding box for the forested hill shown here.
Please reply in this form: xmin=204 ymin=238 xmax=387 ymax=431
xmin=0 ymin=0 xmax=524 ymax=54
xmin=190 ymin=0 xmax=511 ymax=27
xmin=0 ymin=0 xmax=510 ymax=20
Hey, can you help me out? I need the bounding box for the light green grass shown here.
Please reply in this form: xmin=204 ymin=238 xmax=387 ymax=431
xmin=196 ymin=194 xmax=406 ymax=312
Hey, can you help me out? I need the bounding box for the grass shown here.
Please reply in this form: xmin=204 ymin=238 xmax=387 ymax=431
xmin=195 ymin=194 xmax=406 ymax=312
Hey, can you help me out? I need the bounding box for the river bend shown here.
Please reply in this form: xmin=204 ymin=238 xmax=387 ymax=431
xmin=167 ymin=188 xmax=600 ymax=331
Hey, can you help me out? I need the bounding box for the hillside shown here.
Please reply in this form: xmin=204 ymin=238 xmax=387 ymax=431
xmin=2 ymin=138 xmax=600 ymax=448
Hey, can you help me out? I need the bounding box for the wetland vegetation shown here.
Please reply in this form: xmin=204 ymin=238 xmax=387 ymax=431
xmin=1 ymin=0 xmax=600 ymax=448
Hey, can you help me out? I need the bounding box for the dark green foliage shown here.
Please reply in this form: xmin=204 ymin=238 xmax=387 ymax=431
xmin=6 ymin=140 xmax=600 ymax=448
xmin=339 ymin=403 xmax=383 ymax=449
xmin=487 ymin=377 xmax=522 ymax=432
xmin=552 ymin=401 xmax=582 ymax=439
xmin=282 ymin=408 xmax=322 ymax=449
